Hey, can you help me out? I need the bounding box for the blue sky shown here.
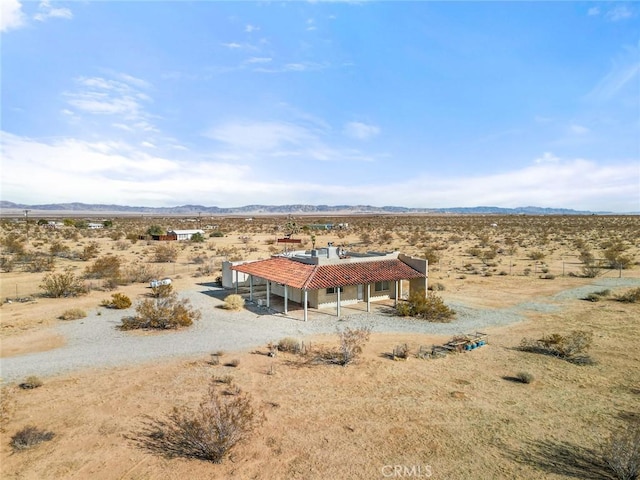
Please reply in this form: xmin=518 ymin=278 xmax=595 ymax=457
xmin=1 ymin=1 xmax=639 ymax=211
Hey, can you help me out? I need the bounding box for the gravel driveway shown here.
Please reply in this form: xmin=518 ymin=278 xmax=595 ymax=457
xmin=2 ymin=277 xmax=638 ymax=384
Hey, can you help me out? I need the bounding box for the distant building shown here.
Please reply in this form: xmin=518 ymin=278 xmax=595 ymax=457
xmin=87 ymin=223 xmax=104 ymax=229
xmin=166 ymin=229 xmax=205 ymax=241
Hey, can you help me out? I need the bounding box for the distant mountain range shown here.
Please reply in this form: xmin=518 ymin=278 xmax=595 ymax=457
xmin=0 ymin=201 xmax=621 ymax=215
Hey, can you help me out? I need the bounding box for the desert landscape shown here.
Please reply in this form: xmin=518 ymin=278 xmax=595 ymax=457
xmin=1 ymin=213 xmax=639 ymax=479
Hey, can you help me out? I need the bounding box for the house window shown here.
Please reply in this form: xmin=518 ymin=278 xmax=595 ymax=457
xmin=326 ymin=287 xmax=343 ymax=294
xmin=374 ymin=281 xmax=390 ymax=292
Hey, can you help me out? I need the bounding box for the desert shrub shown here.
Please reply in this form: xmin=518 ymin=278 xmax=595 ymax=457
xmin=225 ymin=359 xmax=240 ymax=368
xmin=102 ymin=293 xmax=132 ymax=309
xmin=223 ymin=294 xmax=245 ymax=311
xmin=131 ymin=380 xmax=262 ymax=464
xmin=520 ymin=330 xmax=594 ymax=364
xmin=583 ymin=293 xmax=602 ymax=302
xmin=39 ymin=270 xmax=87 ymax=298
xmin=120 ymin=292 xmax=201 ymax=330
xmin=0 ymin=256 xmax=15 ymax=272
xmin=397 ymin=290 xmax=455 ymax=322
xmin=121 ymin=263 xmax=163 ymax=284
xmin=429 ymin=282 xmax=446 ymax=291
xmin=528 ymin=250 xmax=546 ymax=261
xmin=151 ymin=283 xmax=174 ymax=298
xmin=10 ymin=426 xmax=55 ymax=451
xmin=515 ymin=372 xmax=534 ymax=384
xmin=604 ymin=241 xmax=634 ymax=270
xmin=85 ymin=255 xmax=121 ymax=279
xmin=603 ymin=422 xmax=640 ymax=480
xmin=392 ymin=343 xmax=410 ymax=360
xmin=48 ymin=240 xmax=70 ymax=257
xmin=195 ymin=262 xmax=217 ymax=277
xmin=210 ymin=231 xmax=224 ymax=238
xmin=277 ymin=337 xmax=301 ymax=354
xmin=338 ymin=326 xmax=372 ymax=365
xmin=191 ymin=232 xmax=205 ymax=243
xmin=79 ymin=241 xmax=100 ymax=261
xmin=59 ymin=308 xmax=87 ymax=320
xmin=24 ymin=254 xmax=55 ymax=272
xmin=539 ymin=273 xmax=555 ymax=280
xmin=615 ymin=288 xmax=640 ymax=304
xmin=2 ymin=234 xmax=26 ymax=255
xmin=153 ymin=243 xmax=179 ymax=263
xmin=0 ymin=387 xmax=15 ymax=433
xmin=581 ymin=264 xmax=603 ymax=278
xmin=114 ymin=240 xmax=129 ymax=250
xmin=19 ymin=376 xmax=43 ymax=389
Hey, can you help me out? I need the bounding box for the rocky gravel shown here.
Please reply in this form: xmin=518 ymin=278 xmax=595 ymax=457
xmin=2 ymin=277 xmax=639 ymax=384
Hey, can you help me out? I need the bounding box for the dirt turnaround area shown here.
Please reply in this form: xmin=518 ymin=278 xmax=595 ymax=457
xmin=1 ymin=214 xmax=639 ymax=479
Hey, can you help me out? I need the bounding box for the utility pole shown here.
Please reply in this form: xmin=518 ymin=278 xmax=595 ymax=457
xmin=24 ymin=209 xmax=31 ymax=243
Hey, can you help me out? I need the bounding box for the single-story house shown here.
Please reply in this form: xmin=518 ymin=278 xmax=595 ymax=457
xmin=166 ymin=229 xmax=205 ymax=241
xmin=227 ymin=245 xmax=427 ymax=321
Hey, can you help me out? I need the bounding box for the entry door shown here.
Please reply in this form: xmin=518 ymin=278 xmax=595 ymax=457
xmin=357 ymin=284 xmax=364 ymax=301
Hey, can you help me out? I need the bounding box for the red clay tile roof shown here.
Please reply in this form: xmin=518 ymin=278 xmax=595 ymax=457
xmin=231 ymin=257 xmax=425 ymax=290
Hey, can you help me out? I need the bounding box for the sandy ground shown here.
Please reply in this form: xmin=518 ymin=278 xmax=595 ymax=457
xmin=1 ymin=215 xmax=639 ymax=479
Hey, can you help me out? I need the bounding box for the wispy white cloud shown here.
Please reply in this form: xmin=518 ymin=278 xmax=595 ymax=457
xmin=606 ymin=5 xmax=634 ymax=21
xmin=205 ymin=119 xmax=376 ymax=164
xmin=343 ymin=121 xmax=380 ymax=140
xmin=34 ymin=0 xmax=72 ymax=22
xmin=221 ymin=42 xmax=242 ymax=49
xmin=64 ymin=74 xmax=154 ymax=129
xmin=206 ymin=121 xmax=316 ymax=151
xmin=534 ymin=152 xmax=560 ymax=164
xmin=1 ymin=0 xmax=26 ymax=32
xmin=586 ymin=44 xmax=640 ymax=102
xmin=569 ymin=124 xmax=589 ymax=135
xmin=245 ymin=24 xmax=259 ymax=33
xmin=587 ymin=6 xmax=600 ymax=16
xmin=246 ymin=57 xmax=272 ymax=64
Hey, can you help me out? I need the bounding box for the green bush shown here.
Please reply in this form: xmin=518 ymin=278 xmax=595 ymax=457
xmin=396 ymin=290 xmax=455 ymax=322
xmin=102 ymin=293 xmax=132 ymax=309
xmin=120 ymin=292 xmax=201 ymax=330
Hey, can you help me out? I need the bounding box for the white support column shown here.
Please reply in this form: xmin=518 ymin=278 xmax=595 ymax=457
xmin=284 ymin=285 xmax=288 ymax=314
xmin=303 ymin=289 xmax=308 ymax=322
xmin=399 ymin=279 xmax=403 ymax=300
xmin=234 ymin=270 xmax=238 ymax=294
xmin=367 ymin=284 xmax=371 ymax=313
xmin=249 ymin=275 xmax=253 ymax=301
xmin=394 ymin=280 xmax=398 ymax=307
xmin=266 ymin=282 xmax=270 ymax=308
xmin=336 ymin=288 xmax=341 ymax=318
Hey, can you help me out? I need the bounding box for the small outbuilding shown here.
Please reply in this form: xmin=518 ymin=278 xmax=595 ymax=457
xmin=166 ymin=229 xmax=205 ymax=241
